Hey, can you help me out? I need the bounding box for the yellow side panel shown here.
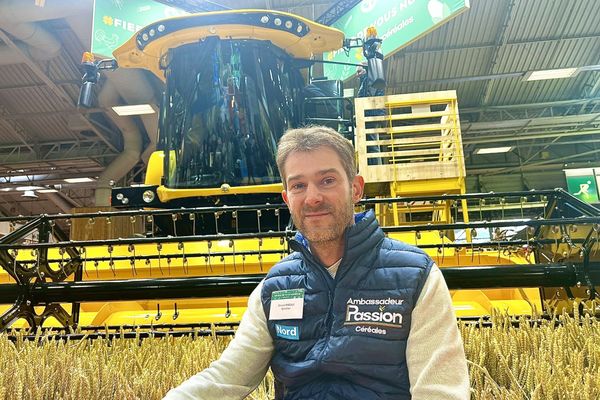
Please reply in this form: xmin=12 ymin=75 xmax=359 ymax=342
xmin=145 ymin=151 xmax=164 ymax=186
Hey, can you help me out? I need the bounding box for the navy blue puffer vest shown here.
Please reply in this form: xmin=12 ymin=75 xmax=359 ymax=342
xmin=261 ymin=210 xmax=433 ymax=400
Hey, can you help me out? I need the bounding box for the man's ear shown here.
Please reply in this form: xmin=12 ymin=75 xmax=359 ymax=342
xmin=351 ymin=175 xmax=365 ymax=203
xmin=282 ymin=189 xmax=290 ymax=206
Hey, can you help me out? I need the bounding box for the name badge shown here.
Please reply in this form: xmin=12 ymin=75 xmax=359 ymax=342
xmin=269 ymin=289 xmax=304 ymax=320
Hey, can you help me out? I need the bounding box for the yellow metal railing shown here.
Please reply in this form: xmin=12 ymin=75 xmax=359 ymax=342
xmin=355 ymin=90 xmax=465 ymax=189
xmin=355 ymin=90 xmax=468 ymax=226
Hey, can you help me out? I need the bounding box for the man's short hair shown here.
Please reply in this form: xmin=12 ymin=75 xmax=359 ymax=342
xmin=276 ymin=126 xmax=356 ymax=189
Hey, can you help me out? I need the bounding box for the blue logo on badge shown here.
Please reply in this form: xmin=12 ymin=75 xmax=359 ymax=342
xmin=275 ymin=324 xmax=300 ymax=340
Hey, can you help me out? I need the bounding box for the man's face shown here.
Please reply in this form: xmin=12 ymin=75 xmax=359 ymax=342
xmin=281 ymin=146 xmax=364 ymax=244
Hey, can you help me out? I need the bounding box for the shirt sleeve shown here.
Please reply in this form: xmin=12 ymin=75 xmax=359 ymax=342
xmin=406 ymin=264 xmax=470 ymax=399
xmin=163 ymin=281 xmax=274 ymax=400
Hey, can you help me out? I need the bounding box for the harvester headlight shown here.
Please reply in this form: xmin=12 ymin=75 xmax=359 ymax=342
xmin=122 ymin=197 xmax=129 ymax=205
xmin=274 ymin=18 xmax=282 ymax=26
xmin=142 ymin=190 xmax=155 ymax=203
xmin=116 ymin=193 xmax=124 ymax=200
xmin=285 ymin=20 xmax=293 ymax=29
xmin=260 ymin=15 xmax=269 ymax=23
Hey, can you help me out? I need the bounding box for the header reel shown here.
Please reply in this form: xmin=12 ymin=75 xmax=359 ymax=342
xmin=0 ymin=189 xmax=596 ymax=334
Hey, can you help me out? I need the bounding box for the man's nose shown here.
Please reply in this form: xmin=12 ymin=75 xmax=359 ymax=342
xmin=304 ymin=184 xmax=323 ymax=206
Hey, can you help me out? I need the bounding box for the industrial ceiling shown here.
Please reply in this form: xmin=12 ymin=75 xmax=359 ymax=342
xmin=0 ymin=0 xmax=598 ymax=216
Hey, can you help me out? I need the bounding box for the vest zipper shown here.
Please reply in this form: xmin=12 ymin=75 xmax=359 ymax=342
xmin=324 ymin=232 xmax=350 ymax=338
xmin=289 ymin=237 xmax=345 ymax=364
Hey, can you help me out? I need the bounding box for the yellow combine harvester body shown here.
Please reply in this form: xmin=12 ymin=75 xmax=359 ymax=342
xmin=0 ymin=10 xmax=552 ymax=330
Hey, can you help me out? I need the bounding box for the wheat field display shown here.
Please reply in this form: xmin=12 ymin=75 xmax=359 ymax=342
xmin=0 ymin=311 xmax=598 ymax=399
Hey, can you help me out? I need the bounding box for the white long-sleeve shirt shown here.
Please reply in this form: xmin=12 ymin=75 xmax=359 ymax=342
xmin=163 ymin=264 xmax=469 ymax=399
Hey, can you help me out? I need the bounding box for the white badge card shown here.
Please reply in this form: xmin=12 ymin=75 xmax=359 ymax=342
xmin=269 ymin=289 xmax=305 ymax=320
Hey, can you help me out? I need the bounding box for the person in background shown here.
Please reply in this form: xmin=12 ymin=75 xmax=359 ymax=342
xmin=164 ymin=125 xmax=469 ymax=400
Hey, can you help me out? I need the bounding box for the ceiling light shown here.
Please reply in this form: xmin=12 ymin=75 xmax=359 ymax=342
xmin=64 ymin=177 xmax=95 ymax=183
xmin=22 ymin=190 xmax=38 ymax=199
xmin=475 ymin=146 xmax=512 ymax=155
xmin=524 ymin=67 xmax=578 ymax=81
xmin=0 ymin=188 xmax=12 ymax=192
xmin=37 ymin=189 xmax=58 ymax=193
xmin=16 ymin=185 xmax=45 ymax=191
xmin=0 ymin=174 xmax=49 ymax=183
xmin=111 ymin=104 xmax=156 ymax=116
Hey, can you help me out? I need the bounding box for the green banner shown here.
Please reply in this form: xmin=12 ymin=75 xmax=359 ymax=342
xmin=91 ymin=0 xmax=188 ymax=57
xmin=323 ymin=0 xmax=469 ymax=81
xmin=565 ymin=168 xmax=600 ymax=203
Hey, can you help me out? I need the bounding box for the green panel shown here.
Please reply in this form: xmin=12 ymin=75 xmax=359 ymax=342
xmin=91 ymin=0 xmax=188 ymax=57
xmin=323 ymin=0 xmax=469 ymax=81
xmin=566 ymin=173 xmax=600 ymax=203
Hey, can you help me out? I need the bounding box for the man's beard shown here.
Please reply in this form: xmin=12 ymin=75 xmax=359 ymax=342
xmin=293 ymin=201 xmax=355 ymax=244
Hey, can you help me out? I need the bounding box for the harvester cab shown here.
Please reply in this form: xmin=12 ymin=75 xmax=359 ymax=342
xmin=0 ymin=9 xmax=597 ymax=334
xmin=80 ymin=10 xmax=386 ymax=237
xmin=81 ymin=14 xmax=349 ymax=200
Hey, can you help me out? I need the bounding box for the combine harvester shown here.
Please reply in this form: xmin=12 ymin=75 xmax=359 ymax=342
xmin=0 ymin=9 xmax=598 ymax=336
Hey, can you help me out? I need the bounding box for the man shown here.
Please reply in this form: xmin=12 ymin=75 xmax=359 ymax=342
xmin=164 ymin=126 xmax=469 ymax=399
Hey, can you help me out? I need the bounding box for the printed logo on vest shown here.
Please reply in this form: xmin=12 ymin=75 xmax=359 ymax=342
xmin=275 ymin=324 xmax=300 ymax=340
xmin=344 ymin=297 xmax=404 ymax=335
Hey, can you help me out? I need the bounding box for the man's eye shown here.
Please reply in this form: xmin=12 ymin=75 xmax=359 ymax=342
xmin=322 ymin=177 xmax=336 ymax=186
xmin=291 ymin=183 xmax=305 ymax=191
